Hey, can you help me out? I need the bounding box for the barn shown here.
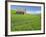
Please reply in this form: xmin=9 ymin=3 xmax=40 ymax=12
xmin=16 ymin=8 xmax=26 ymax=14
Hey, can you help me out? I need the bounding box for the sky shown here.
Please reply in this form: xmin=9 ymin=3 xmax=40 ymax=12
xmin=11 ymin=5 xmax=41 ymax=14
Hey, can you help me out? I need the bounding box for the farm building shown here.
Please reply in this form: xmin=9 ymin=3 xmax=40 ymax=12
xmin=16 ymin=8 xmax=26 ymax=14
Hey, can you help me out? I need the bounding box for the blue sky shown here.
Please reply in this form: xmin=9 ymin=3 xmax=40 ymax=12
xmin=11 ymin=5 xmax=41 ymax=14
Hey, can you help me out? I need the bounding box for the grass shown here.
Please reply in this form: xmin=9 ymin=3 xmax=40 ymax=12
xmin=11 ymin=10 xmax=41 ymax=31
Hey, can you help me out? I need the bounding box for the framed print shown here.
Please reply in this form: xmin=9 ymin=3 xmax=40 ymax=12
xmin=5 ymin=1 xmax=45 ymax=36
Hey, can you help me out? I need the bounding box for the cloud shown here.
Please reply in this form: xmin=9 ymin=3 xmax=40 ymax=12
xmin=26 ymin=11 xmax=41 ymax=14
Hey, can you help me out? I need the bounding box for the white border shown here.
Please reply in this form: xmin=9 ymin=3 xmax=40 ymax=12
xmin=7 ymin=2 xmax=44 ymax=35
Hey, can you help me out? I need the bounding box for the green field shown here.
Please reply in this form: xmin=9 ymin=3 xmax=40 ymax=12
xmin=11 ymin=10 xmax=41 ymax=31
